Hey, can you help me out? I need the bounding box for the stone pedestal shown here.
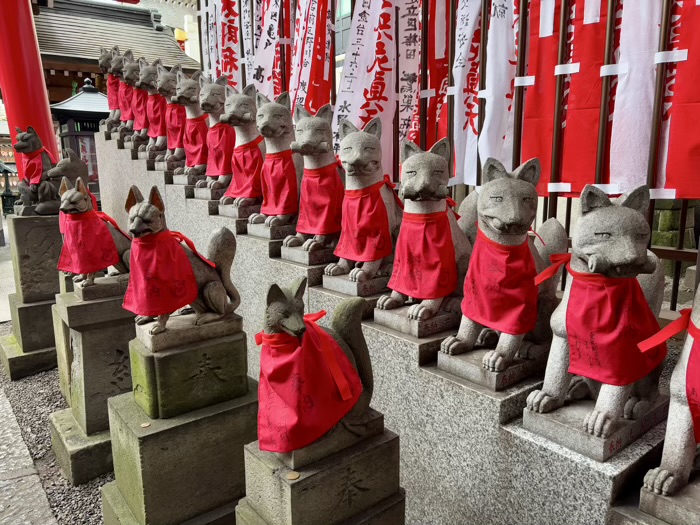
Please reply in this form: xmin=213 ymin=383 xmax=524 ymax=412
xmin=374 ymin=306 xmax=460 ymax=338
xmin=101 ymin=315 xmax=258 ymax=525
xmin=52 ymin=304 xmax=72 ymax=404
xmin=280 ymin=245 xmax=337 ymax=266
xmin=247 ymin=222 xmax=296 ymax=240
xmin=323 ymin=274 xmax=389 ymax=298
xmin=154 ymin=160 xmax=184 ymax=172
xmin=309 ymin=285 xmax=381 ymax=325
xmin=523 ymin=396 xmax=669 ymax=462
xmin=0 ymin=214 xmax=62 ymax=379
xmin=637 ymin=478 xmax=700 ymax=525
xmin=194 ymin=186 xmax=226 ymax=201
xmin=50 ymin=278 xmax=135 ymax=485
xmin=236 ymin=412 xmax=405 ymax=525
xmin=219 ymin=203 xmax=260 ymax=220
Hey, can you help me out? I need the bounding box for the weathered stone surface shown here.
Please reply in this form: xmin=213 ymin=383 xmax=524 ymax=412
xmin=59 ymin=271 xmax=75 ymax=294
xmin=108 ymin=385 xmax=257 ymax=525
xmin=52 ymin=304 xmax=72 ymax=405
xmin=8 ymin=214 xmax=62 ymax=303
xmin=75 ymin=274 xmax=129 ymax=301
xmin=172 ymin=174 xmax=193 ymax=185
xmin=322 ymin=275 xmax=389 ymax=298
xmin=309 ymin=286 xmax=380 ymax=325
xmin=0 ymin=475 xmax=58 ymax=525
xmin=194 ymin=187 xmax=225 ymax=201
xmin=247 ymin=222 xmax=297 ymax=240
xmin=49 ymin=408 xmax=113 ymax=486
xmin=0 ymin=335 xmax=56 ymax=380
xmin=437 ymin=348 xmax=547 ymax=391
xmin=219 ymin=203 xmax=260 ymax=219
xmin=243 ymin=431 xmax=401 ymax=525
xmin=639 ymin=479 xmax=700 ymax=525
xmin=280 ymin=246 xmax=338 ymax=266
xmin=374 ymin=306 xmax=460 ymax=338
xmin=130 ymin=331 xmax=248 ymax=419
xmin=134 ymin=313 xmax=243 ymax=352
xmin=9 ymin=293 xmax=55 ymax=352
xmin=276 ymin=409 xmax=384 ymax=470
xmin=523 ymin=396 xmax=669 ymax=462
xmin=683 ymin=265 xmax=696 ymax=290
xmin=610 ymin=499 xmax=670 ymax=525
xmin=55 ymin=293 xmax=134 ymax=330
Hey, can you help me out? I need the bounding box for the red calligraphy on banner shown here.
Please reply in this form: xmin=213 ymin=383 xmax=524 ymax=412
xmin=359 ymin=9 xmax=394 ymax=126
xmin=463 ymin=21 xmax=481 ymax=136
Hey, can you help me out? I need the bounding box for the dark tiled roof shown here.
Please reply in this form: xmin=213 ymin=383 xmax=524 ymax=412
xmin=50 ymin=80 xmax=110 ymax=115
xmin=34 ymin=0 xmax=200 ymax=70
xmin=0 ymin=162 xmax=18 ymax=174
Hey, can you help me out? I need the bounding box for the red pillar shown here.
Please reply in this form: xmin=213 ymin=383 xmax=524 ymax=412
xmin=0 ymin=0 xmax=58 ymax=179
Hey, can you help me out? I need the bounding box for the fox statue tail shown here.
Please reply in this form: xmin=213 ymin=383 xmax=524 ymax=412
xmin=332 ymin=298 xmax=373 ymax=418
xmin=207 ymin=228 xmax=241 ymax=312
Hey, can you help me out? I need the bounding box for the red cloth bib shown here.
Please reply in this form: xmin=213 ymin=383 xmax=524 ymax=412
xmin=334 ymin=176 xmax=395 ymax=263
xmin=166 ymin=103 xmax=187 ymax=150
xmin=255 ymin=311 xmax=363 ymax=453
xmin=260 ymin=150 xmax=299 ymax=215
xmin=296 ymin=162 xmax=344 ymax=235
xmin=639 ymin=310 xmax=700 ymax=442
xmin=107 ymin=74 xmax=120 ymax=111
xmin=388 ymin=207 xmax=457 ymax=300
xmin=184 ymin=115 xmax=209 ymax=167
xmin=206 ymin=122 xmax=236 ymax=176
xmin=123 ymin=230 xmax=214 ymax=317
xmin=147 ymin=94 xmax=167 ymax=138
xmin=58 ymin=190 xmax=99 ymax=234
xmin=20 ymin=148 xmax=47 ymax=185
xmin=119 ymin=81 xmax=134 ymax=121
xmin=461 ymin=228 xmax=538 ymax=335
xmin=132 ymin=88 xmax=150 ymax=132
xmin=223 ymin=135 xmax=265 ymax=199
xmin=57 ymin=211 xmax=121 ymax=274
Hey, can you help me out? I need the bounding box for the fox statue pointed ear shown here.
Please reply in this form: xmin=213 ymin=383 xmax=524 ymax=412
xmin=26 ymin=126 xmax=38 ymax=137
xmin=316 ymin=104 xmax=334 ymax=125
xmin=148 ymin=186 xmax=165 ymax=213
xmin=292 ymin=277 xmax=307 ymax=301
xmin=59 ymin=177 xmax=73 ymax=196
xmin=156 ymin=64 xmax=168 ymax=78
xmin=481 ymin=158 xmax=509 ymax=184
xmin=430 ymin=138 xmax=451 ymax=165
xmin=256 ymin=92 xmax=271 ymax=107
xmin=294 ymin=104 xmax=311 ymax=123
xmin=176 ymin=70 xmax=187 ymax=84
xmin=338 ymin=119 xmax=358 ymax=140
xmin=266 ymin=283 xmax=288 ymax=306
xmin=15 ymin=126 xmax=23 ymax=134
xmin=198 ymin=74 xmax=210 ymax=89
xmin=225 ymin=85 xmax=237 ymax=98
xmin=363 ymin=117 xmax=382 ymax=138
xmin=170 ymin=64 xmax=182 ymax=74
xmin=513 ymin=158 xmax=541 ymax=187
xmin=66 ymin=148 xmax=81 ymax=162
xmin=100 ymin=47 xmax=109 ymax=55
xmin=618 ymin=185 xmax=650 ymax=216
xmin=215 ymin=75 xmax=229 ymax=86
xmin=580 ymin=185 xmax=612 ymax=214
xmin=400 ymin=140 xmax=423 ymax=163
xmin=242 ymin=84 xmax=257 ymax=98
xmin=275 ymin=91 xmax=291 ymax=110
xmin=75 ymin=178 xmax=89 ymax=197
xmin=152 ymin=58 xmax=163 ymax=67
xmin=125 ymin=185 xmax=144 ymax=212
xmin=138 ymin=57 xmax=149 ymax=69
xmin=124 ymin=49 xmax=134 ymax=60
xmin=112 ymin=45 xmax=120 ymax=56
xmin=191 ymin=70 xmax=203 ymax=82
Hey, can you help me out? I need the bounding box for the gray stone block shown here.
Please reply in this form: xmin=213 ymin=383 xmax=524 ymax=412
xmin=108 ymin=385 xmax=257 ymax=525
xmin=194 ymin=187 xmax=225 ymax=201
xmin=134 ymin=313 xmax=243 ymax=353
xmin=0 ymin=335 xmax=56 ymax=380
xmin=130 ymin=331 xmax=248 ymax=419
xmin=280 ymin=246 xmax=338 ymax=266
xmin=247 ymin=222 xmax=297 ymax=240
xmin=49 ymin=408 xmax=113 ymax=486
xmin=52 ymin=304 xmax=72 ymax=405
xmin=74 ymin=275 xmax=129 ymax=301
xmin=523 ymin=396 xmax=669 ymax=462
xmin=172 ymin=174 xmax=193 ymax=185
xmin=269 ymin=258 xmax=326 ymax=288
xmin=322 ymin=275 xmax=389 ymax=298
xmin=610 ymin=504 xmax=670 ymax=525
xmin=219 ymin=203 xmax=260 ymax=219
xmin=55 ymin=293 xmax=134 ymax=330
xmin=155 ymin=160 xmax=182 ymax=171
xmin=7 ymin=214 xmax=62 ymax=303
xmin=437 ymin=348 xmax=547 ymax=391
xmin=308 ymin=286 xmax=381 ymax=326
xmin=9 ymin=293 xmax=56 ymax=352
xmin=639 ymin=479 xmax=700 ymax=525
xmin=683 ymin=265 xmax=696 ymax=290
xmin=373 ymin=306 xmax=460 ymax=338
xmin=59 ymin=272 xmax=75 ymax=294
xmin=243 ymin=430 xmax=401 ymax=525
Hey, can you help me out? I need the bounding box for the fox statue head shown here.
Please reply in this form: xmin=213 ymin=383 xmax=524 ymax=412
xmin=199 ymin=75 xmax=228 ymax=115
xmin=59 ymin=177 xmax=93 ymax=214
xmin=173 ymin=70 xmax=203 ymax=106
xmin=337 ymin=118 xmax=382 ymax=179
xmin=264 ymin=278 xmax=307 ymax=337
xmin=399 ymin=139 xmax=451 ymax=201
xmin=156 ymin=64 xmax=181 ymax=98
xmin=13 ymin=126 xmax=43 ymax=154
xmin=136 ymin=58 xmax=162 ymax=90
xmin=125 ymin=185 xmax=167 ymax=238
xmin=221 ymin=84 xmax=258 ymax=126
xmin=291 ymin=104 xmax=334 ymax=155
xmin=99 ymin=46 xmax=119 ymax=73
xmin=255 ymin=92 xmax=293 ymax=138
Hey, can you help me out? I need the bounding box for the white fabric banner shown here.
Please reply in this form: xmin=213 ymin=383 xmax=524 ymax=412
xmin=203 ymin=0 xmax=222 ymax=78
xmin=450 ymin=0 xmax=482 ymax=185
xmin=220 ymin=0 xmax=244 ymax=89
xmin=397 ymin=0 xmax=422 ymax=141
xmin=241 ymin=0 xmax=256 ymax=81
xmin=251 ymin=0 xmax=280 ymax=99
xmin=333 ymin=0 xmax=397 ymax=175
xmin=477 ymin=0 xmax=518 ymax=172
xmin=608 ymin=0 xmax=663 ymax=192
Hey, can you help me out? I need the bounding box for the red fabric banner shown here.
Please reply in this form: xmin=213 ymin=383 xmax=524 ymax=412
xmin=296 ymin=162 xmax=344 ymax=236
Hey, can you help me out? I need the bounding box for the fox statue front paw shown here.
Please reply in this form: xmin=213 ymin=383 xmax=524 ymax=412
xmin=440 ymin=335 xmax=469 ymax=356
xmin=526 ymin=389 xmax=563 ymax=413
xmin=644 ymin=468 xmax=684 ymax=496
xmin=583 ymin=409 xmax=615 ymax=437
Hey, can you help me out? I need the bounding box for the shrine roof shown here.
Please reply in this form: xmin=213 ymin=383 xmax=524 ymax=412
xmin=50 ymin=79 xmax=109 ymax=117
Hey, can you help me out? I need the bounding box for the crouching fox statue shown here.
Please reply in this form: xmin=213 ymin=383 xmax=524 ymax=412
xmin=13 ymin=126 xmax=59 ymax=215
xmin=256 ymin=278 xmax=373 ymax=452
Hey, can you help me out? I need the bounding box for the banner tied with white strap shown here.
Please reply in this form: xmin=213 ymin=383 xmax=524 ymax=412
xmin=251 ymin=0 xmax=282 ymax=99
xmin=397 ymin=0 xmax=422 ymax=142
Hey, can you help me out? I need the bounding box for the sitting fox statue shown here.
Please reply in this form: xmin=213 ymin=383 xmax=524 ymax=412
xmin=122 ymin=185 xmax=240 ymax=334
xmin=527 ymin=185 xmax=666 ymax=439
xmin=256 ymin=278 xmax=373 ymax=452
xmin=13 ymin=126 xmax=59 ymax=215
xmin=172 ymin=71 xmax=209 ymax=182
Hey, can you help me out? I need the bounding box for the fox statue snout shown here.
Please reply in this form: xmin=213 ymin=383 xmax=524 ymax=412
xmin=290 ymin=140 xmax=330 ymax=155
xmin=586 ymin=253 xmax=657 ymax=277
xmin=485 ymin=215 xmax=531 ymax=235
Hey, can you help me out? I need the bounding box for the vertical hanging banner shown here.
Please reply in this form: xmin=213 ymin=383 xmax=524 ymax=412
xmin=398 ymin=0 xmax=422 ymax=143
xmin=251 ymin=0 xmax=281 ymax=98
xmin=289 ymin=0 xmax=333 ymax=112
xmin=450 ymin=0 xmax=482 ymax=186
xmin=521 ymin=0 xmax=562 ymax=195
xmin=663 ymin=2 xmax=700 ymax=198
xmin=478 ymin=0 xmax=519 ymax=171
xmin=426 ymin=0 xmax=451 ymax=146
xmin=241 ymin=0 xmax=256 ymax=76
xmin=333 ymin=0 xmax=397 ymax=176
xmin=220 ymin=0 xmax=244 ymax=89
xmin=608 ymin=0 xmax=663 ymax=193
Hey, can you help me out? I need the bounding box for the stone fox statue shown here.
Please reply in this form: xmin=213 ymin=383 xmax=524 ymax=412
xmin=123 ymin=185 xmax=240 ymax=334
xmin=58 ymin=177 xmax=131 ymax=286
xmin=112 ymin=50 xmax=135 ymax=135
xmin=198 ymin=74 xmax=235 ymax=190
xmin=377 ymin=139 xmax=470 ymax=320
xmin=641 ymin=288 xmax=700 ymax=496
xmin=13 ymin=126 xmax=59 ymax=215
xmin=99 ymin=45 xmax=121 ymax=130
xmin=283 ymin=103 xmax=344 ymax=252
xmin=440 ymin=158 xmax=567 ymax=372
xmin=47 ymin=148 xmax=89 ymax=187
xmin=324 ymin=118 xmax=403 ymax=282
xmin=135 ymin=57 xmax=167 ymax=155
xmin=527 ymin=185 xmax=666 ymax=439
xmin=172 ymin=70 xmax=208 ymax=182
xmin=258 ymin=277 xmax=373 ymax=451
xmin=155 ymin=64 xmax=186 ymax=167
